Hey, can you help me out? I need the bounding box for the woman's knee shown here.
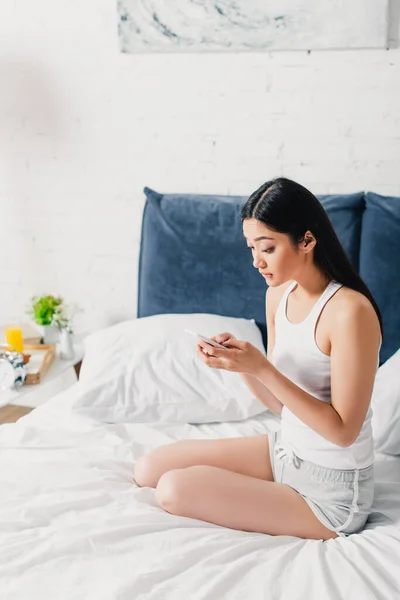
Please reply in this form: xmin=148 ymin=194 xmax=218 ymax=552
xmin=155 ymin=467 xmax=199 ymax=514
xmin=133 ymin=455 xmax=159 ymax=488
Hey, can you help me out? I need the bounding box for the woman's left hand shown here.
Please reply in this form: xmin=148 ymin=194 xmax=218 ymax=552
xmin=196 ymin=338 xmax=269 ymax=378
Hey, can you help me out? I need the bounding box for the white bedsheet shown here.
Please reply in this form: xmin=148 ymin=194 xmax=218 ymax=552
xmin=1 ymin=385 xmax=400 ymax=600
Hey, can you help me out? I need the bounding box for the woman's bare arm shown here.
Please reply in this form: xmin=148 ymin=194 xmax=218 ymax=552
xmin=239 ymin=372 xmax=283 ymax=416
xmin=239 ymin=287 xmax=284 ymax=416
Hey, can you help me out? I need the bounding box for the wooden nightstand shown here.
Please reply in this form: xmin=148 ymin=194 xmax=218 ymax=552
xmin=0 ymin=335 xmax=86 ymax=424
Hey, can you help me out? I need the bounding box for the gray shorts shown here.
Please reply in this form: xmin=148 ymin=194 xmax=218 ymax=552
xmin=268 ymin=429 xmax=375 ymax=538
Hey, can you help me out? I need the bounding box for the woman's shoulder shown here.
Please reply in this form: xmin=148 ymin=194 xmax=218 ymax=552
xmin=331 ymin=284 xmax=374 ymax=314
xmin=329 ymin=285 xmax=380 ymax=332
xmin=329 ymin=285 xmax=381 ymax=354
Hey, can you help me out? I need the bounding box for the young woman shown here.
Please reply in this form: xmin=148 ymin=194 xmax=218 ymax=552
xmin=133 ymin=177 xmax=382 ymax=541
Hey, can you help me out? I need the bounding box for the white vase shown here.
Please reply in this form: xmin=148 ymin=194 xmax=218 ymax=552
xmin=59 ymin=328 xmax=74 ymax=360
xmin=42 ymin=325 xmax=60 ymax=345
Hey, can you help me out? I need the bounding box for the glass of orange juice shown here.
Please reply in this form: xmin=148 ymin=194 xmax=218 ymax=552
xmin=5 ymin=325 xmax=24 ymax=353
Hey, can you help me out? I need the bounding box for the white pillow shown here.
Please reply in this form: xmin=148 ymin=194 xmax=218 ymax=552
xmin=371 ymin=348 xmax=400 ymax=455
xmin=74 ymin=313 xmax=268 ymax=424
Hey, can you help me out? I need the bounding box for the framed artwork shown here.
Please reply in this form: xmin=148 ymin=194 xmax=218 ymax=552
xmin=117 ymin=0 xmax=389 ymax=54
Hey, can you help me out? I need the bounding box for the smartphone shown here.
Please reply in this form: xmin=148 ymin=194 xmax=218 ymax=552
xmin=184 ymin=329 xmax=227 ymax=349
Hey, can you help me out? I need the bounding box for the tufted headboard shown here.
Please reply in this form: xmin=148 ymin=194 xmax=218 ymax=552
xmin=137 ymin=187 xmax=366 ymax=355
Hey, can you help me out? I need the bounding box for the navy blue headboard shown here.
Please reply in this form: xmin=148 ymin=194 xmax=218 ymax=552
xmin=137 ymin=187 xmax=269 ymax=350
xmin=137 ymin=187 xmax=365 ymax=354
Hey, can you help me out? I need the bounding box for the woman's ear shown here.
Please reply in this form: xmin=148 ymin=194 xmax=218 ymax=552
xmin=302 ymin=231 xmax=317 ymax=252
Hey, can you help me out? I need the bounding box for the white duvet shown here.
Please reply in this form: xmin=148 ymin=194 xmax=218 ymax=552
xmin=1 ymin=385 xmax=400 ymax=600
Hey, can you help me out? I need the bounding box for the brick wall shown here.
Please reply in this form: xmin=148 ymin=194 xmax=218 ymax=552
xmin=1 ymin=0 xmax=399 ymax=335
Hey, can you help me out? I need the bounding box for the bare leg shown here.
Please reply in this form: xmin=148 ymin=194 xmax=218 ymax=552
xmin=133 ymin=434 xmax=273 ymax=488
xmin=155 ymin=465 xmax=339 ymax=541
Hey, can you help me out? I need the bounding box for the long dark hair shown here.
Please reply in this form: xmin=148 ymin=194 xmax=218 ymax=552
xmin=241 ymin=177 xmax=383 ymax=337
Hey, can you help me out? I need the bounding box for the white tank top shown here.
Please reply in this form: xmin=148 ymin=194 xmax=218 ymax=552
xmin=271 ymin=279 xmax=377 ymax=470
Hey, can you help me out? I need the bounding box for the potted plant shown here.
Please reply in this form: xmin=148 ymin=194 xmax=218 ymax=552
xmin=27 ymin=295 xmax=74 ymax=344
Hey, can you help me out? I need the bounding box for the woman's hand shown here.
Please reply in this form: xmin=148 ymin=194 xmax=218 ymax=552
xmin=196 ymin=332 xmax=269 ymax=378
xmin=211 ymin=331 xmax=236 ymax=345
xmin=196 ymin=331 xmax=235 ymax=357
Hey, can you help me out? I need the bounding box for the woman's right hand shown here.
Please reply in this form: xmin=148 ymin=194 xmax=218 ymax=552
xmin=211 ymin=332 xmax=237 ymax=347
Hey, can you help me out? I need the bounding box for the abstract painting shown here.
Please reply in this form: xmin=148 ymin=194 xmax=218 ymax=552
xmin=117 ymin=0 xmax=389 ymax=54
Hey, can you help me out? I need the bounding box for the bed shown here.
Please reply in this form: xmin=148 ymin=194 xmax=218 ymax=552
xmin=1 ymin=187 xmax=400 ymax=599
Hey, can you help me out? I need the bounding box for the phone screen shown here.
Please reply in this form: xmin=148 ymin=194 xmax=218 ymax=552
xmin=184 ymin=329 xmax=227 ymax=349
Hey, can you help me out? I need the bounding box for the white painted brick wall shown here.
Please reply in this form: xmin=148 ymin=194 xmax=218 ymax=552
xmin=1 ymin=0 xmax=399 ymax=335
